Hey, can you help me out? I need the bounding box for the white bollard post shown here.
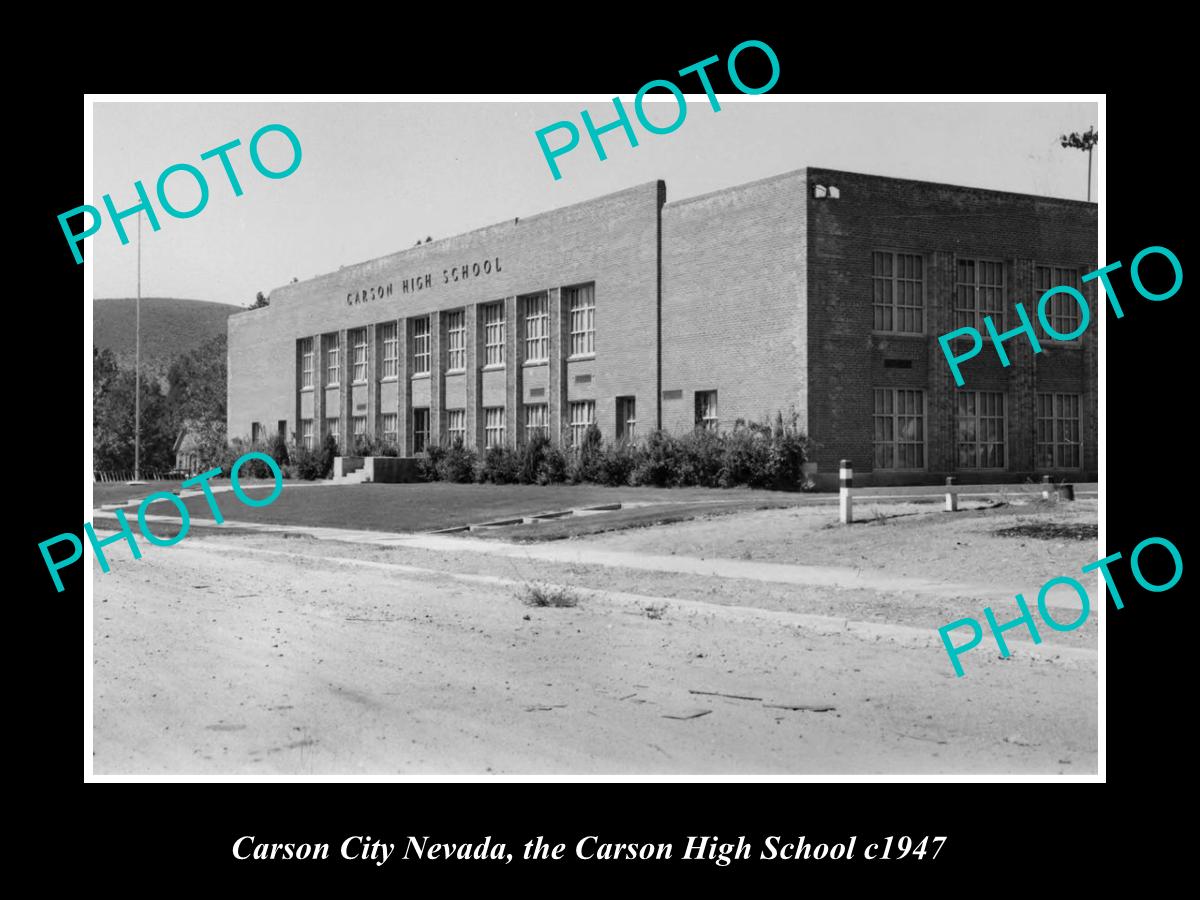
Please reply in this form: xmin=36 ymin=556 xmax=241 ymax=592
xmin=839 ymin=458 xmax=853 ymax=525
xmin=945 ymin=476 xmax=958 ymax=512
xmin=1041 ymin=474 xmax=1052 ymax=501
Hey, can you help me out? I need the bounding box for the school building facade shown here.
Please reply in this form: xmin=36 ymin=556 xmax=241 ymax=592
xmin=227 ymin=167 xmax=1098 ymax=485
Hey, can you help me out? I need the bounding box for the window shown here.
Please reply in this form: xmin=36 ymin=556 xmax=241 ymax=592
xmin=301 ymin=418 xmax=314 ymax=450
xmin=447 ymin=409 xmax=466 ymax=445
xmin=524 ymin=294 xmax=549 ymax=362
xmin=525 ymin=404 xmax=548 ymax=440
xmin=380 ymin=322 xmax=399 ymax=379
xmin=483 ymin=302 xmax=505 ymax=367
xmin=956 ymin=391 xmax=1006 ymax=469
xmin=380 ymin=413 xmax=397 ymax=445
xmin=299 ymin=338 xmax=314 ymax=389
xmin=412 ymin=408 xmax=430 ymax=454
xmin=569 ymin=401 xmax=595 ymax=447
xmin=484 ymin=407 xmax=505 ymax=448
xmin=1036 ymin=265 xmax=1083 ymax=341
xmin=567 ymin=283 xmax=596 ymax=356
xmin=412 ymin=317 xmax=430 ymax=375
xmin=325 ymin=416 xmax=340 ymax=445
xmin=1037 ymin=393 xmax=1081 ymax=469
xmin=324 ymin=334 xmax=340 ymax=386
xmin=694 ymin=391 xmax=718 ymax=432
xmin=447 ymin=310 xmax=466 ymax=371
xmin=349 ymin=328 xmax=368 ymax=383
xmin=616 ymin=396 xmax=637 ymax=441
xmin=955 ymin=259 xmax=1006 ymax=331
xmin=873 ymin=388 xmax=926 ymax=469
xmin=352 ymin=415 xmax=367 ymax=438
xmin=872 ymin=252 xmax=924 ymax=333
xmin=251 ymin=421 xmax=263 ymax=443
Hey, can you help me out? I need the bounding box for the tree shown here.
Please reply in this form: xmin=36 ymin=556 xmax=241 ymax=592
xmin=93 ymin=358 xmax=176 ymax=473
xmin=165 ymin=333 xmax=227 ymax=429
xmin=250 ymin=290 xmax=269 ymax=309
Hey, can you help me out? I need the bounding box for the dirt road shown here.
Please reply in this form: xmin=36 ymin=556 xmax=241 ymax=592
xmin=92 ymin=528 xmax=1097 ymax=775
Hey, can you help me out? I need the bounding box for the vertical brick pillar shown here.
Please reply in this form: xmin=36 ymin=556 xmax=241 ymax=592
xmin=1008 ymin=259 xmax=1037 ymax=473
xmin=399 ymin=317 xmax=412 ymax=456
xmin=337 ymin=328 xmax=349 ymax=454
xmin=293 ymin=338 xmax=302 ymax=447
xmin=548 ymin=287 xmax=566 ymax=445
xmin=504 ymin=295 xmax=521 ymax=447
xmin=313 ymin=333 xmax=326 ymax=439
xmin=927 ymin=251 xmax=956 ymax=474
xmin=1079 ymin=261 xmax=1099 ymax=478
xmin=466 ymin=303 xmax=481 ymax=450
xmin=366 ymin=323 xmax=377 ymax=439
xmin=430 ymin=312 xmax=444 ymax=447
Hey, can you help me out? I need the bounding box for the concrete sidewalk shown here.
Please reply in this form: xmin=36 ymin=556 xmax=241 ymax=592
xmin=94 ymin=511 xmax=1086 ymax=612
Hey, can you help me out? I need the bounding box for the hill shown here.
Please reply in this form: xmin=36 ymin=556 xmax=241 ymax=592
xmin=93 ymin=297 xmax=243 ymax=370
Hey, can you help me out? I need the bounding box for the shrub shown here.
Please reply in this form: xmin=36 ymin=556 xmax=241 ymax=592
xmin=267 ymin=431 xmax=290 ymax=468
xmin=518 ymin=433 xmax=551 ymax=485
xmin=591 ymin=440 xmax=637 ymax=486
xmin=419 ymin=444 xmax=445 ymax=481
xmin=317 ymin=432 xmax=339 ymax=479
xmin=352 ymin=432 xmax=378 ymax=456
xmin=477 ymin=445 xmax=519 ymax=484
xmin=518 ymin=582 xmax=579 ymax=608
xmin=437 ymin=438 xmax=478 ymax=483
xmin=629 ymin=429 xmax=679 ymax=487
xmin=673 ymin=427 xmax=725 ymax=487
xmin=289 ymin=444 xmax=326 ymax=480
xmin=536 ymin=444 xmax=568 ymax=484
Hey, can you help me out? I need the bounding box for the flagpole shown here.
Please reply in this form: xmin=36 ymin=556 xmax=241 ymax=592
xmin=133 ymin=211 xmax=142 ymax=483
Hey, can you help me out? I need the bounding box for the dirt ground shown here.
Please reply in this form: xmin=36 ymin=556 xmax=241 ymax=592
xmin=91 ymin=496 xmax=1098 ymax=776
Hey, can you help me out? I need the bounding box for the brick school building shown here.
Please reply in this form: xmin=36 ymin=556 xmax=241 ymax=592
xmin=227 ymin=167 xmax=1098 ymax=486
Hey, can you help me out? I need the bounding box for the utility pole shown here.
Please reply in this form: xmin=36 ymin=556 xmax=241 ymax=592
xmin=1059 ymin=127 xmax=1099 ymax=202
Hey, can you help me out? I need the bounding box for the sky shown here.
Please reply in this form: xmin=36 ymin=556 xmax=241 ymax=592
xmin=91 ymin=99 xmax=1098 ymax=306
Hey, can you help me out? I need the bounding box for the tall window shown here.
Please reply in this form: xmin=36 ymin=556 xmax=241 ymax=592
xmin=485 ymin=407 xmax=505 ymax=448
xmin=956 ymin=391 xmax=1006 ymax=469
xmin=251 ymin=422 xmax=263 ymax=443
xmin=380 ymin=322 xmax=399 ymax=379
xmin=447 ymin=311 xmax=466 ymax=371
xmin=299 ymin=338 xmax=314 ymax=389
xmin=412 ymin=317 xmax=430 ymax=375
xmin=524 ymin=294 xmax=549 ymax=362
xmin=483 ymin=302 xmax=505 ymax=367
xmin=1037 ymin=393 xmax=1081 ymax=469
xmin=955 ymin=259 xmax=1006 ymax=331
xmin=350 ymin=328 xmax=368 ymax=383
xmin=872 ymin=251 xmax=924 ymax=333
xmin=694 ymin=391 xmax=718 ymax=431
xmin=525 ymin=404 xmax=548 ymax=440
xmin=324 ymin=334 xmax=340 ymax=386
xmin=447 ymin=409 xmax=466 ymax=444
xmin=325 ymin=416 xmax=340 ymax=445
xmin=873 ymin=388 xmax=926 ymax=469
xmin=301 ymin=418 xmax=314 ymax=449
xmin=616 ymin=396 xmax=637 ymax=441
xmin=1036 ymin=265 xmax=1082 ymax=340
xmin=412 ymin=408 xmax=430 ymax=454
xmin=567 ymin=283 xmax=596 ymax=356
xmin=351 ymin=416 xmax=367 ymax=448
xmin=569 ymin=400 xmax=595 ymax=447
xmin=380 ymin=413 xmax=397 ymax=445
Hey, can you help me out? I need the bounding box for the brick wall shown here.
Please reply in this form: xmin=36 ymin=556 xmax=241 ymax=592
xmin=228 ymin=181 xmax=663 ymax=448
xmin=804 ymin=168 xmax=1098 ymax=484
xmin=660 ymin=171 xmax=808 ymax=436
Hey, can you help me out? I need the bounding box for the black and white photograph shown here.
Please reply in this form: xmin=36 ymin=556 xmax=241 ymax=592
xmin=81 ymin=95 xmax=1104 ymax=777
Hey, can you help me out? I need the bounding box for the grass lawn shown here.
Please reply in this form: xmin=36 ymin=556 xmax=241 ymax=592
xmin=93 ymin=478 xmax=286 ymax=507
xmin=117 ymin=482 xmax=810 ymax=534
